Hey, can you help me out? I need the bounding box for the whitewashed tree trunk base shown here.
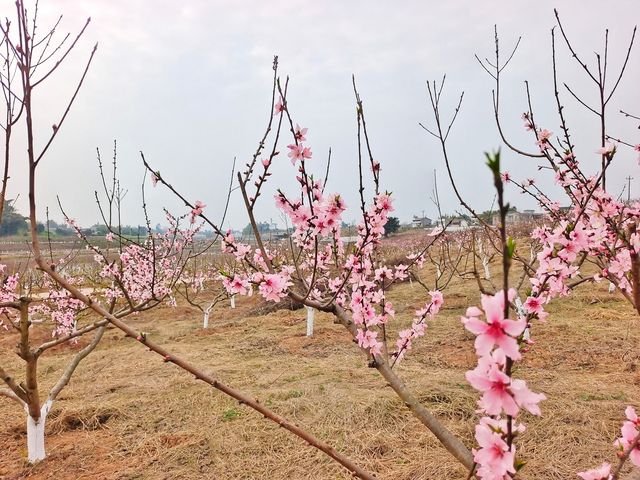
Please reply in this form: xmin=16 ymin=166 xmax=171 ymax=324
xmin=203 ymin=301 xmax=216 ymax=328
xmin=26 ymin=400 xmax=52 ymax=463
xmin=230 ymin=295 xmax=236 ymax=309
xmin=514 ymin=297 xmax=531 ymax=342
xmin=306 ymin=307 xmax=315 ymax=337
xmin=482 ymin=257 xmax=491 ymax=280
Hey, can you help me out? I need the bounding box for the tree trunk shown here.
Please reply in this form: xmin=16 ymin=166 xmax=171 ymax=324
xmin=306 ymin=307 xmax=315 ymax=337
xmin=482 ymin=256 xmax=491 ymax=280
xmin=26 ymin=400 xmax=51 ymax=463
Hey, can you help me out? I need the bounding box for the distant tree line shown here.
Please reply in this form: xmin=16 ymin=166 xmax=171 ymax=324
xmin=0 ymin=200 xmax=29 ymax=236
xmin=0 ymin=201 xmax=157 ymax=238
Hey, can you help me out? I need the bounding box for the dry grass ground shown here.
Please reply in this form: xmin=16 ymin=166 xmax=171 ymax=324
xmin=0 ymin=268 xmax=638 ymax=479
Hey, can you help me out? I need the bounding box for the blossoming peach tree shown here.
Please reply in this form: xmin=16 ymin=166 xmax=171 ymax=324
xmin=420 ymin=13 xmax=639 ymax=479
xmin=0 ymin=1 xmax=212 ymax=463
xmin=149 ymin=63 xmax=487 ymax=471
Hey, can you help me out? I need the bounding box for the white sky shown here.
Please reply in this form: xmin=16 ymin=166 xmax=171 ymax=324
xmin=7 ymin=0 xmax=640 ymax=230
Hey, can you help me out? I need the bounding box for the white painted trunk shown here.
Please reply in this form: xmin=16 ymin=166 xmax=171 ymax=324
xmin=203 ymin=301 xmax=216 ymax=329
xmin=230 ymin=295 xmax=236 ymax=309
xmin=306 ymin=307 xmax=315 ymax=337
xmin=482 ymin=257 xmax=491 ymax=280
xmin=26 ymin=400 xmax=52 ymax=463
xmin=514 ymin=297 xmax=525 ymax=318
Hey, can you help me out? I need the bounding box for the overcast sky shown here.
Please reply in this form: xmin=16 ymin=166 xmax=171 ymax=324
xmin=8 ymin=0 xmax=640 ymax=230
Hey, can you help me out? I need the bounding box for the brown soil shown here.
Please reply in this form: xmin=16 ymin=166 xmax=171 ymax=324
xmin=0 ymin=271 xmax=638 ymax=479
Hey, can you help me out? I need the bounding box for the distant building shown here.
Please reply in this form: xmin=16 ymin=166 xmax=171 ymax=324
xmin=262 ymin=229 xmax=289 ymax=241
xmin=435 ymin=216 xmax=473 ymax=232
xmin=412 ymin=215 xmax=432 ymax=228
xmin=491 ymin=209 xmax=545 ymax=226
xmin=558 ymin=206 xmax=572 ymax=215
xmin=340 ymin=236 xmax=359 ymax=244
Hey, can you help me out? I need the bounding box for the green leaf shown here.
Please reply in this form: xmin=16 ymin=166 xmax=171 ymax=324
xmin=506 ymin=236 xmax=516 ymax=259
xmin=484 ymin=149 xmax=501 ymax=173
